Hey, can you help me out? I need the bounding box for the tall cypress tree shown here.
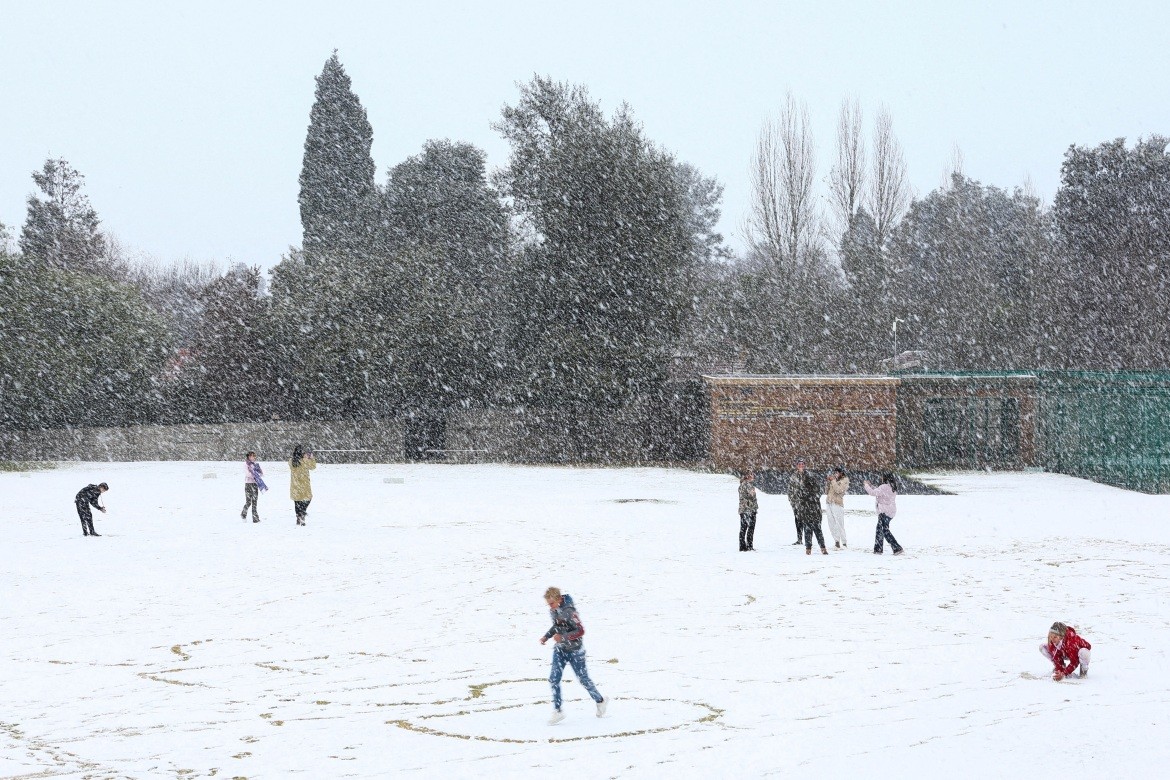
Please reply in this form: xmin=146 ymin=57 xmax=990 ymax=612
xmin=298 ymin=52 xmax=377 ymax=261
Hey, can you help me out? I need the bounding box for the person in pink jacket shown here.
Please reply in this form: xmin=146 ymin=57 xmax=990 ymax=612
xmin=863 ymin=473 xmax=904 ymax=555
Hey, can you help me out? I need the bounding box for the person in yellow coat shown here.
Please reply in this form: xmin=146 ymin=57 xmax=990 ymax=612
xmin=289 ymin=445 xmax=317 ymax=526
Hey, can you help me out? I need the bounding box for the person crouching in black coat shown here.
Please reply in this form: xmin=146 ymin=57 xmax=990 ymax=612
xmin=75 ymin=483 xmax=108 ymax=537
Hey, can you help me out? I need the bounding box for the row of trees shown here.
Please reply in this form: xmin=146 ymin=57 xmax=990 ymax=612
xmin=3 ymin=53 xmax=1169 ymax=432
xmin=711 ymin=93 xmax=1170 ymax=375
xmin=251 ymin=59 xmax=726 ymax=423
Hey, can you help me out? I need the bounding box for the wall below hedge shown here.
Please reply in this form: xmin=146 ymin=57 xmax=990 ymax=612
xmin=0 ymin=393 xmax=708 ymax=466
xmin=0 ymin=421 xmax=405 ymax=464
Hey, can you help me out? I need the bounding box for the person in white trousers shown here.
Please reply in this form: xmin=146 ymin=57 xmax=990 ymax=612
xmin=824 ymin=467 xmax=849 ymax=549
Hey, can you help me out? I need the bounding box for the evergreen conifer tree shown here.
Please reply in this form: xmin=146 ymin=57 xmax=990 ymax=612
xmin=298 ymin=52 xmax=378 ymax=261
xmin=494 ymin=77 xmax=696 ymax=408
xmin=20 ymin=158 xmax=107 ymax=273
xmin=839 ymin=208 xmax=882 ymax=291
xmin=187 ymin=265 xmax=273 ymax=422
xmin=887 ymin=174 xmax=1044 ymax=369
xmin=1053 ymin=136 xmax=1170 ymax=368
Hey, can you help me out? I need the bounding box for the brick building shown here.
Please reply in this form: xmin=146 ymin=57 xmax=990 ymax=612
xmin=704 ymin=373 xmax=1039 ymax=473
xmin=896 ymin=373 xmax=1039 ymax=469
xmin=704 ymin=375 xmax=898 ymax=471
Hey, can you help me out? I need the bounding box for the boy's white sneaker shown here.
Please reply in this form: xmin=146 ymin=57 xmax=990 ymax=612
xmin=596 ymin=698 xmax=607 ymax=717
xmin=548 ymin=709 xmax=565 ymax=725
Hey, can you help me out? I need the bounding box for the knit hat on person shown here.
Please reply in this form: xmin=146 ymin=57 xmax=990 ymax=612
xmin=794 ymin=457 xmax=806 ymax=465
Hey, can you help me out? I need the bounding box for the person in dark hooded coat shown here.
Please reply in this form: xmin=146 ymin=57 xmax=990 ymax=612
xmin=788 ymin=459 xmax=826 ymax=554
xmin=75 ymin=483 xmax=108 ymax=537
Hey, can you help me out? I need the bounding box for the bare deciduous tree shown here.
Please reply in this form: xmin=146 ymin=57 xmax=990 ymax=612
xmin=829 ymin=97 xmax=866 ymax=235
xmin=747 ymin=92 xmax=822 ymax=269
xmin=941 ymin=144 xmax=965 ymax=189
xmin=868 ymin=107 xmax=910 ymax=249
xmin=125 ymin=255 xmax=225 ymax=344
xmin=0 ymin=220 xmax=13 ymax=254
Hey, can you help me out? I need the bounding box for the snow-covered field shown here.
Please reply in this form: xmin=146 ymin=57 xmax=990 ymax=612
xmin=3 ymin=462 xmax=1169 ymax=778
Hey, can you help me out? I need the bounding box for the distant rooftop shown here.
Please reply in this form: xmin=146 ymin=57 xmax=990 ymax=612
xmin=702 ymin=374 xmax=898 ymax=382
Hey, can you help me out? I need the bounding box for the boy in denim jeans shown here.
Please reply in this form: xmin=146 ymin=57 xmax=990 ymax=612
xmin=540 ymin=586 xmax=606 ymax=724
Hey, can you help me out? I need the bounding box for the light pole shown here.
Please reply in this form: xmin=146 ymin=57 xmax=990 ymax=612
xmin=891 ymin=317 xmax=906 ymax=370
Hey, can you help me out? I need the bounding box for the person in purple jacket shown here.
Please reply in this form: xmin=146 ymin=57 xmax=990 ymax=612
xmin=864 ymin=473 xmax=904 ymax=555
xmin=241 ymin=451 xmax=267 ymax=523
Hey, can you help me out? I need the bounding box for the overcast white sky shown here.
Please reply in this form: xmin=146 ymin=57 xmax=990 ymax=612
xmin=2 ymin=0 xmax=1168 ymax=270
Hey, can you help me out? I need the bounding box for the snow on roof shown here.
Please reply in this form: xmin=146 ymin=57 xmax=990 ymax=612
xmin=702 ymin=374 xmax=898 ymax=383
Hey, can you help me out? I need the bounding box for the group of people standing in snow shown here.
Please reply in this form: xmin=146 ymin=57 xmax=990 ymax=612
xmin=73 ymin=446 xmax=318 ymax=537
xmin=239 ymin=446 xmax=317 ymax=526
xmin=71 ymin=450 xmax=1091 ymax=723
xmin=737 ymin=462 xmax=1094 ymax=685
xmin=737 ymin=458 xmax=903 ymax=555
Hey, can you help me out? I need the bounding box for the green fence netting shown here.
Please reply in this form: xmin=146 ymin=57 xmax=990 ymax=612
xmin=1038 ymin=371 xmax=1170 ymax=493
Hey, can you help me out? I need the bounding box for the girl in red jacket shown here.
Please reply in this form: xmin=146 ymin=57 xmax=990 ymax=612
xmin=1041 ymin=622 xmax=1092 ymax=681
